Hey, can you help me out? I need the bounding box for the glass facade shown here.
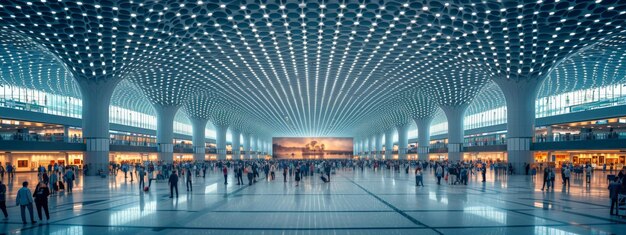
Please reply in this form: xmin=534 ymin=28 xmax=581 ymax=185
xmin=0 ymin=85 xmax=213 ymax=138
xmin=419 ymin=82 xmax=626 ymax=139
xmin=0 ymin=85 xmax=81 ymax=118
xmin=3 ymin=82 xmax=626 ymax=141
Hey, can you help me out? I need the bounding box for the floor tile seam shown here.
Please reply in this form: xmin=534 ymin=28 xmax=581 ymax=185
xmin=340 ymin=174 xmax=443 ymax=235
xmin=50 ymin=196 xmax=133 ymax=209
xmin=155 ymin=176 xmax=267 ymax=229
xmin=481 ymin=194 xmax=626 ymax=224
xmin=13 ymin=196 xmax=168 ymax=233
xmin=208 ymin=210 xmax=397 ymax=213
xmin=505 ymin=209 xmax=574 ymax=225
xmin=429 ymin=222 xmax=621 ymax=229
xmin=16 ymin=222 xmax=622 ymax=231
xmin=508 ymin=197 xmax=609 ymax=209
xmin=25 ymin=223 xmax=429 ymax=230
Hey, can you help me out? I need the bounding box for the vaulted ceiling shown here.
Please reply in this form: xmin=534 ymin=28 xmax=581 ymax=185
xmin=0 ymin=1 xmax=625 ymax=137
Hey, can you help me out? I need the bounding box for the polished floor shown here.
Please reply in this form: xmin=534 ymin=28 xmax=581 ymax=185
xmin=0 ymin=167 xmax=624 ymax=235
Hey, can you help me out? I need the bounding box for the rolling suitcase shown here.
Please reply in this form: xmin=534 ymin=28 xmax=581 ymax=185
xmin=320 ymin=175 xmax=329 ymax=183
xmin=59 ymin=181 xmax=65 ymax=190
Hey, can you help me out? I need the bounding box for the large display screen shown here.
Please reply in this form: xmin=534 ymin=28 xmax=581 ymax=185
xmin=272 ymin=137 xmax=353 ymax=159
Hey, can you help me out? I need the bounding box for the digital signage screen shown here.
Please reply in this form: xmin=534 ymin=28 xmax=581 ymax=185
xmin=272 ymin=137 xmax=353 ymax=159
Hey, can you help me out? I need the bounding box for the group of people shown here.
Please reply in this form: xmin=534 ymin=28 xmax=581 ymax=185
xmin=540 ymin=163 xmax=599 ymax=191
xmin=0 ymin=180 xmax=51 ymax=225
xmin=0 ymin=163 xmax=78 ymax=225
xmin=0 ymin=164 xmax=16 ymax=180
xmin=1 ymin=158 xmax=624 ymax=225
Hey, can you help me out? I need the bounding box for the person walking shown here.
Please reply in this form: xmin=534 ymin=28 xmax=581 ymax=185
xmin=63 ymin=168 xmax=75 ymax=193
xmin=138 ymin=167 xmax=146 ymax=191
xmin=585 ymin=164 xmax=593 ymax=186
xmin=236 ymin=165 xmax=244 ymax=185
xmin=295 ymin=165 xmax=301 ymax=187
xmin=6 ymin=164 xmax=13 ymax=180
xmin=435 ymin=164 xmax=443 ymax=185
xmin=222 ymin=165 xmax=228 ymax=185
xmin=186 ymin=168 xmax=192 ymax=192
xmin=0 ymin=180 xmax=7 ymax=220
xmin=608 ymin=178 xmax=622 ymax=215
xmin=246 ymin=165 xmax=254 ymax=186
xmin=283 ymin=165 xmax=288 ymax=183
xmin=169 ymin=171 xmax=179 ymax=198
xmin=563 ymin=167 xmax=571 ymax=188
xmin=123 ymin=164 xmax=128 ymax=178
xmin=33 ymin=182 xmax=50 ymax=223
xmin=324 ymin=163 xmax=331 ymax=182
xmin=481 ymin=163 xmax=487 ymax=182
xmin=49 ymin=172 xmax=58 ymax=195
xmin=252 ymin=163 xmax=259 ymax=182
xmin=16 ymin=181 xmax=36 ymax=224
xmin=270 ymin=164 xmax=276 ymax=181
xmin=415 ymin=167 xmax=424 ymax=187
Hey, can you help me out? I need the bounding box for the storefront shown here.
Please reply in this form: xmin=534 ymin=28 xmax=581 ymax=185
xmin=463 ymin=152 xmax=506 ymax=162
xmin=0 ymin=152 xmax=83 ymax=172
xmin=110 ymin=152 xmax=157 ymax=163
xmin=174 ymin=154 xmax=194 ymax=162
xmin=534 ymin=151 xmax=626 ymax=168
xmin=429 ymin=153 xmax=447 ymax=161
xmin=534 ymin=152 xmax=570 ymax=165
xmin=572 ymin=151 xmax=626 ymax=167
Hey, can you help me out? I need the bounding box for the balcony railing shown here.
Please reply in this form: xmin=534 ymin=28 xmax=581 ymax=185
xmin=110 ymin=139 xmax=157 ymax=147
xmin=535 ymin=132 xmax=626 ymax=143
xmin=0 ymin=133 xmax=83 ymax=143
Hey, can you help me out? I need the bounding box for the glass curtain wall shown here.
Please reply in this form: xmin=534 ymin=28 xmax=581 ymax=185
xmin=0 ymin=85 xmax=208 ymax=137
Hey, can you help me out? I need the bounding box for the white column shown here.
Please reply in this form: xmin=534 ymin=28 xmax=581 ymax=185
xmin=191 ymin=117 xmax=208 ymax=162
xmin=155 ymin=104 xmax=179 ymax=163
xmin=215 ymin=125 xmax=228 ymax=160
xmin=396 ymin=123 xmax=410 ymax=159
xmin=231 ymin=129 xmax=241 ymax=159
xmin=78 ymin=80 xmax=117 ymax=176
xmin=369 ymin=135 xmax=376 ymax=158
xmin=251 ymin=134 xmax=257 ymax=158
xmin=63 ymin=125 xmax=70 ymax=142
xmin=441 ymin=104 xmax=469 ymax=163
xmin=243 ymin=133 xmax=251 ymax=159
xmin=415 ymin=117 xmax=433 ymax=161
xmin=375 ymin=132 xmax=383 ymax=158
xmin=497 ymin=79 xmax=540 ymax=174
xmin=384 ymin=128 xmax=394 ymax=159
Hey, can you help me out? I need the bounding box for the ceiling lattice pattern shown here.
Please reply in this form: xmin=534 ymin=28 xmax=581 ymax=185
xmin=0 ymin=1 xmax=625 ymax=137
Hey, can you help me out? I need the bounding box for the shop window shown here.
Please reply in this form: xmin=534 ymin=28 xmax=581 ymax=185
xmin=17 ymin=160 xmax=28 ymax=168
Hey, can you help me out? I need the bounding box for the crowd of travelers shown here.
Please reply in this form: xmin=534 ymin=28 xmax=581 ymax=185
xmin=0 ymin=158 xmax=625 ymax=225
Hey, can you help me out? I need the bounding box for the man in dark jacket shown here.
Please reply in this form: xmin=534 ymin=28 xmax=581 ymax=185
xmin=236 ymin=165 xmax=243 ymax=185
xmin=169 ymin=171 xmax=179 ymax=198
xmin=0 ymin=180 xmax=7 ymax=220
xmin=324 ymin=163 xmax=331 ymax=182
xmin=608 ymin=178 xmax=622 ymax=215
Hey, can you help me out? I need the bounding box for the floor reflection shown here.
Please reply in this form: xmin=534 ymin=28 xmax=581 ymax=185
xmin=0 ymin=168 xmax=623 ymax=234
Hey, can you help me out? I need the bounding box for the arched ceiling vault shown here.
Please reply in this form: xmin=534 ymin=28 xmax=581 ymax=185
xmin=0 ymin=1 xmax=625 ymax=137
